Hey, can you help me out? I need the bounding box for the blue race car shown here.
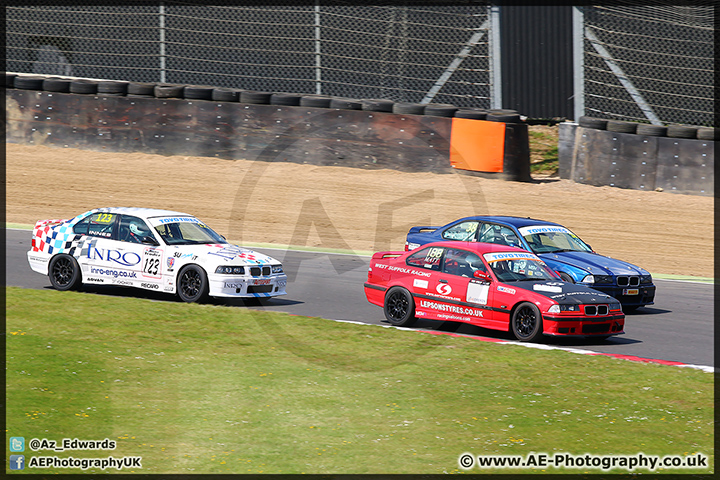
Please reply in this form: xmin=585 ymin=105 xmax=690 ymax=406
xmin=406 ymin=216 xmax=655 ymax=311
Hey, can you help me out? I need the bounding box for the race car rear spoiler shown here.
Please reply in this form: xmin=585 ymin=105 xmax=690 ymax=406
xmin=371 ymin=251 xmax=404 ymax=260
xmin=407 ymin=226 xmax=439 ymax=234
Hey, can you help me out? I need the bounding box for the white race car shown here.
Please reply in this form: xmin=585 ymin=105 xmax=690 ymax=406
xmin=27 ymin=207 xmax=288 ymax=302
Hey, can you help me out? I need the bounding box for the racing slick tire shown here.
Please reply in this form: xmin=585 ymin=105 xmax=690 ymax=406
xmin=383 ymin=287 xmax=417 ymax=327
xmin=48 ymin=254 xmax=82 ymax=291
xmin=511 ymin=302 xmax=543 ymax=342
xmin=177 ymin=265 xmax=209 ymax=303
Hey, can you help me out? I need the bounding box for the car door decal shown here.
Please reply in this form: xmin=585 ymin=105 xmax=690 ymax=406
xmin=467 ymin=280 xmax=489 ymax=305
xmin=141 ymin=247 xmax=163 ymax=279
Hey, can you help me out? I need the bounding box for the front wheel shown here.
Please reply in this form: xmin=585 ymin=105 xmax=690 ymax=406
xmin=48 ymin=254 xmax=82 ymax=291
xmin=177 ymin=265 xmax=208 ymax=303
xmin=383 ymin=287 xmax=417 ymax=327
xmin=558 ymin=272 xmax=574 ymax=283
xmin=511 ymin=302 xmax=543 ymax=342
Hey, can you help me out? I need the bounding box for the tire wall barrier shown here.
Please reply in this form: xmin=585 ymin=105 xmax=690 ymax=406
xmin=559 ymin=122 xmax=714 ymax=196
xmin=5 ymin=76 xmax=531 ymax=180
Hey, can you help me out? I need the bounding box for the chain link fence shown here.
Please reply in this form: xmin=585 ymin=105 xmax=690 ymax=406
xmin=582 ymin=4 xmax=714 ymax=126
xmin=5 ymin=3 xmax=715 ymax=125
xmin=6 ymin=2 xmax=493 ymax=108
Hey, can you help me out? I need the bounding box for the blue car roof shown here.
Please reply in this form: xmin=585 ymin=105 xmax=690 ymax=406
xmin=450 ymin=216 xmax=561 ymax=229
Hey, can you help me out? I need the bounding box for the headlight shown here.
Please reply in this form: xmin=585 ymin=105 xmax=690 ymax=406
xmin=548 ymin=304 xmax=582 ymax=313
xmin=640 ymin=274 xmax=652 ymax=284
xmin=272 ymin=265 xmax=284 ymax=274
xmin=215 ymin=266 xmax=245 ymax=274
xmin=609 ymin=302 xmax=622 ymax=311
xmin=581 ymin=275 xmax=594 ymax=284
xmin=593 ymin=275 xmax=614 ymax=285
xmin=560 ymin=304 xmax=581 ymax=312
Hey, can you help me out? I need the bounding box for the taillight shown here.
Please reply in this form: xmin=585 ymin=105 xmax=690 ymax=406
xmin=404 ymin=242 xmax=409 ymax=251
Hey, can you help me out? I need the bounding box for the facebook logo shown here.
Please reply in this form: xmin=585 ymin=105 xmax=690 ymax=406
xmin=9 ymin=455 xmax=25 ymax=470
xmin=9 ymin=436 xmax=25 ymax=452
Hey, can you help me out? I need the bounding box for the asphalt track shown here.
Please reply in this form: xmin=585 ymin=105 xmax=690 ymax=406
xmin=7 ymin=228 xmax=714 ymax=368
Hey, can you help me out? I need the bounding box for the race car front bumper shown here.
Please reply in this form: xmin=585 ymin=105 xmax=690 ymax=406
xmin=208 ymin=273 xmax=288 ymax=298
xmin=542 ymin=314 xmax=625 ymax=337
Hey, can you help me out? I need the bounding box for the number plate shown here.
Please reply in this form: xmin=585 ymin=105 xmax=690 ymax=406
xmin=623 ymin=288 xmax=639 ymax=296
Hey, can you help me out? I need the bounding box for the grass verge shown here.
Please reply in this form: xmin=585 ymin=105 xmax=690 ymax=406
xmin=5 ymin=287 xmax=713 ymax=475
xmin=529 ymin=125 xmax=559 ymax=176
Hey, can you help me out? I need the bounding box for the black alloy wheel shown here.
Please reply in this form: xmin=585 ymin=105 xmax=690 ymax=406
xmin=383 ymin=287 xmax=417 ymax=327
xmin=177 ymin=265 xmax=208 ymax=303
xmin=48 ymin=255 xmax=82 ymax=291
xmin=511 ymin=302 xmax=543 ymax=342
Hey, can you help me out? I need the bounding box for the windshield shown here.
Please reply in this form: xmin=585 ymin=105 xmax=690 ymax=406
xmin=151 ymin=217 xmax=228 ymax=246
xmin=483 ymin=251 xmax=557 ymax=282
xmin=518 ymin=225 xmax=592 ymax=254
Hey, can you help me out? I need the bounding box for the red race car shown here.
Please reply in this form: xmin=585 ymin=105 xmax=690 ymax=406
xmin=364 ymin=241 xmax=624 ymax=342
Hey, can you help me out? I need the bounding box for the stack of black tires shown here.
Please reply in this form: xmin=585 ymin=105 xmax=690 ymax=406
xmin=578 ymin=116 xmax=717 ymax=141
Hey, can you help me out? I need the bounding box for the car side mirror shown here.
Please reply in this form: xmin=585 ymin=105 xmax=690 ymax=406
xmin=473 ymin=270 xmax=492 ymax=282
xmin=142 ymin=236 xmax=160 ymax=246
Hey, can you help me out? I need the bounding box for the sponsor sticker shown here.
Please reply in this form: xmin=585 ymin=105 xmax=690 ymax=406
xmin=483 ymin=251 xmax=539 ymax=263
xmin=142 ymin=248 xmax=162 ymax=279
xmin=467 ymin=282 xmax=489 ymax=305
xmin=497 ymin=285 xmax=516 ymax=295
xmin=518 ymin=225 xmax=572 ymax=236
xmin=413 ymin=278 xmax=429 ymax=289
xmin=374 ymin=264 xmax=432 ymax=277
xmin=436 ymin=284 xmax=452 ymax=295
xmin=533 ymin=283 xmax=563 ymax=293
xmin=153 ymin=216 xmax=201 ymax=225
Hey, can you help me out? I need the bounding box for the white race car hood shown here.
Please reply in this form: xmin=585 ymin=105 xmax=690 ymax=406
xmin=168 ymin=243 xmax=279 ymax=266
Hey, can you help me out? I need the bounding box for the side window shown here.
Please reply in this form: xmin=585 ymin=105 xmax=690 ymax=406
xmin=406 ymin=246 xmax=444 ymax=271
xmin=73 ymin=212 xmax=116 ymax=238
xmin=118 ymin=215 xmax=153 ymax=244
xmin=442 ymin=248 xmax=486 ymax=277
xmin=478 ymin=223 xmax=521 ymax=247
xmin=441 ymin=221 xmax=479 ymax=241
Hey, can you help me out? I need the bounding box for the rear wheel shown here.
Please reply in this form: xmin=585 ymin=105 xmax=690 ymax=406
xmin=177 ymin=265 xmax=209 ymax=303
xmin=383 ymin=287 xmax=417 ymax=327
xmin=511 ymin=302 xmax=543 ymax=342
xmin=48 ymin=254 xmax=82 ymax=291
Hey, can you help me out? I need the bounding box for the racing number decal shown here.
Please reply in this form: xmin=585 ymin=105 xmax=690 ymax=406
xmin=95 ymin=213 xmax=114 ymax=223
xmin=142 ymin=248 xmax=163 ymax=279
xmin=143 ymin=257 xmax=160 ymax=276
xmin=424 ymin=247 xmax=443 ymax=267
